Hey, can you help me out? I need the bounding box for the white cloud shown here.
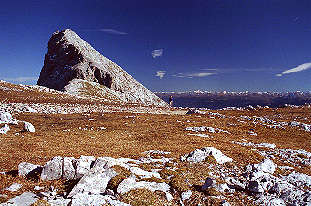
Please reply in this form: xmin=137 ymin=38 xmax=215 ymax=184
xmin=152 ymin=49 xmax=163 ymax=58
xmin=155 ymin=71 xmax=166 ymax=79
xmin=276 ymin=62 xmax=311 ymax=77
xmin=173 ymin=72 xmax=216 ymax=78
xmin=1 ymin=77 xmax=38 ymax=83
xmin=99 ymin=29 xmax=127 ymax=35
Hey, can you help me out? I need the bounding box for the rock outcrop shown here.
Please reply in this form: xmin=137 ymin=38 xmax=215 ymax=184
xmin=37 ymin=29 xmax=167 ymax=107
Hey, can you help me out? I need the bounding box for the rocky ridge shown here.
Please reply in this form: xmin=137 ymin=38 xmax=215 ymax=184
xmin=37 ymin=29 xmax=167 ymax=107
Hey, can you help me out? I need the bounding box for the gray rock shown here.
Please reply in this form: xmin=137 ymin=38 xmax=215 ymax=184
xmin=0 ymin=192 xmax=38 ymax=206
xmin=5 ymin=183 xmax=22 ymax=192
xmin=37 ymin=29 xmax=167 ymax=107
xmin=117 ymin=176 xmax=173 ymax=201
xmin=75 ymin=155 xmax=95 ymax=179
xmin=181 ymin=190 xmax=192 ymax=201
xmin=63 ymin=157 xmax=76 ymax=180
xmin=70 ymin=193 xmax=130 ymax=206
xmin=183 ymin=147 xmax=233 ymax=164
xmin=18 ymin=162 xmax=41 ymax=177
xmin=0 ymin=112 xmax=12 ymax=123
xmin=68 ymin=168 xmax=117 ymax=197
xmin=284 ymin=171 xmax=311 ymax=188
xmin=23 ymin=122 xmax=35 ymax=133
xmin=202 ymin=177 xmax=214 ymax=190
xmin=41 ymin=156 xmax=63 ymax=180
xmin=248 ymin=180 xmax=265 ymax=193
xmin=48 ymin=197 xmax=71 ymax=206
xmin=0 ymin=124 xmax=10 ymax=134
xmin=253 ymin=159 xmax=276 ymax=174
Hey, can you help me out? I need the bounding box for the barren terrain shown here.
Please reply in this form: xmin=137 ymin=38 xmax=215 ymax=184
xmin=0 ymin=80 xmax=310 ymax=205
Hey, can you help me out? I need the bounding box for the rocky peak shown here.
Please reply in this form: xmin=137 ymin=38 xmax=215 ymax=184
xmin=37 ymin=29 xmax=167 ymax=107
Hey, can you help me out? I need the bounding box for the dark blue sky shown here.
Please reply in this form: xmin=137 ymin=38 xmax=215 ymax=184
xmin=1 ymin=0 xmax=311 ymax=92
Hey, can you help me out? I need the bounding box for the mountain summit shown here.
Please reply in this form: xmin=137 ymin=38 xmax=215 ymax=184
xmin=37 ymin=29 xmax=167 ymax=106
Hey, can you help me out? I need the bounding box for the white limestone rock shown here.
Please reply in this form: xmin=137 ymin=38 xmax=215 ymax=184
xmin=117 ymin=176 xmax=173 ymax=201
xmin=70 ymin=193 xmax=130 ymax=206
xmin=129 ymin=167 xmax=161 ymax=179
xmin=18 ymin=162 xmax=42 ymax=177
xmin=181 ymin=190 xmax=192 ymax=201
xmin=5 ymin=183 xmax=22 ymax=192
xmin=37 ymin=29 xmax=167 ymax=107
xmin=182 ymin=147 xmax=233 ymax=164
xmin=284 ymin=171 xmax=311 ymax=188
xmin=0 ymin=192 xmax=38 ymax=206
xmin=75 ymin=155 xmax=95 ymax=179
xmin=48 ymin=197 xmax=71 ymax=206
xmin=63 ymin=157 xmax=76 ymax=180
xmin=23 ymin=121 xmax=35 ymax=133
xmin=68 ymin=168 xmax=117 ymax=198
xmin=0 ymin=112 xmax=12 ymax=123
xmin=254 ymin=159 xmax=276 ymax=174
xmin=41 ymin=156 xmax=63 ymax=180
xmin=0 ymin=124 xmax=10 ymax=134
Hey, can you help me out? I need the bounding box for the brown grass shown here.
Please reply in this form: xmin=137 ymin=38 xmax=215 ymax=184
xmin=1 ymin=81 xmax=311 ymax=204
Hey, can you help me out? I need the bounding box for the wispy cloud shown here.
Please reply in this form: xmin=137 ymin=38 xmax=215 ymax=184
xmin=1 ymin=77 xmax=38 ymax=83
xmin=173 ymin=72 xmax=216 ymax=78
xmin=152 ymin=49 xmax=163 ymax=58
xmin=155 ymin=71 xmax=166 ymax=79
xmin=276 ymin=62 xmax=311 ymax=77
xmin=99 ymin=29 xmax=128 ymax=35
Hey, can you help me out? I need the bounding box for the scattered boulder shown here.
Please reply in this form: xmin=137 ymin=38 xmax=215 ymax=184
xmin=253 ymin=159 xmax=276 ymax=174
xmin=186 ymin=109 xmax=205 ymax=115
xmin=0 ymin=124 xmax=10 ymax=134
xmin=0 ymin=112 xmax=12 ymax=123
xmin=181 ymin=147 xmax=233 ymax=164
xmin=23 ymin=121 xmax=35 ymax=133
xmin=117 ymin=176 xmax=173 ymax=201
xmin=68 ymin=167 xmax=117 ymax=198
xmin=5 ymin=183 xmax=22 ymax=192
xmin=0 ymin=192 xmax=38 ymax=206
xmin=181 ymin=190 xmax=192 ymax=201
xmin=18 ymin=162 xmax=42 ymax=178
xmin=41 ymin=156 xmax=63 ymax=180
xmin=63 ymin=157 xmax=76 ymax=180
xmin=70 ymin=193 xmax=130 ymax=206
xmin=75 ymin=155 xmax=95 ymax=179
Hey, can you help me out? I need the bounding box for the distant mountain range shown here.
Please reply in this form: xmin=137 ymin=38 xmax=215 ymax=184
xmin=155 ymin=91 xmax=311 ymax=109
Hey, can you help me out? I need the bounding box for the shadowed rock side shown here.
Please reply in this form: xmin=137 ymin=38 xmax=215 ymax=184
xmin=37 ymin=29 xmax=167 ymax=106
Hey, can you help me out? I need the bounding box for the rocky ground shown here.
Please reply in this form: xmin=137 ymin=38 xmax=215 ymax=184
xmin=0 ymin=80 xmax=310 ymax=206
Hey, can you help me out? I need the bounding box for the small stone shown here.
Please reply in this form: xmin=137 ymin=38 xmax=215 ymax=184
xmin=202 ymin=177 xmax=214 ymax=190
xmin=0 ymin=112 xmax=12 ymax=123
xmin=0 ymin=124 xmax=10 ymax=134
xmin=181 ymin=190 xmax=192 ymax=201
xmin=5 ymin=183 xmax=22 ymax=192
xmin=24 ymin=121 xmax=35 ymax=132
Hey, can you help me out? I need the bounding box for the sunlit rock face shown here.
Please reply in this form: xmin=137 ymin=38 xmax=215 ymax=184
xmin=37 ymin=29 xmax=167 ymax=106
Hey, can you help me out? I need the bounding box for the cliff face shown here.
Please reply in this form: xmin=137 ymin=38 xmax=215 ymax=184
xmin=37 ymin=29 xmax=167 ymax=107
